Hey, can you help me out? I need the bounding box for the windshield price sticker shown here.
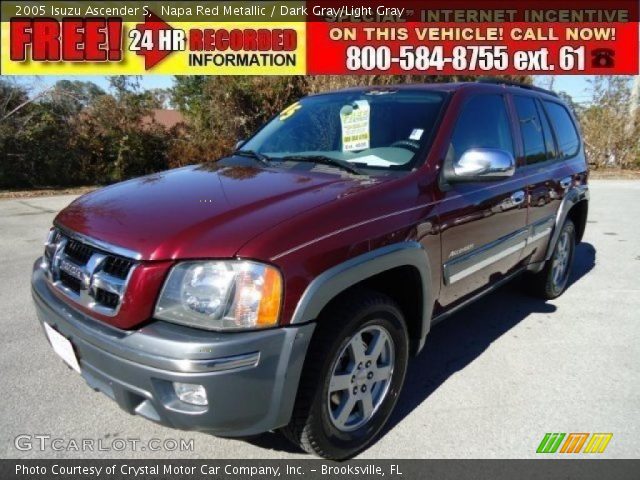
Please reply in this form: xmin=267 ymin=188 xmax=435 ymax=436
xmin=341 ymin=100 xmax=371 ymax=152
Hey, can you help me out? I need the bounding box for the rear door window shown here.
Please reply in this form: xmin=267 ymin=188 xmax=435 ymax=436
xmin=514 ymin=96 xmax=547 ymax=165
xmin=543 ymin=101 xmax=581 ymax=158
xmin=450 ymin=94 xmax=514 ymax=162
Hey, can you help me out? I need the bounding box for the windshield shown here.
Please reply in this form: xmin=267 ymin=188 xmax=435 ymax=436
xmin=241 ymin=90 xmax=446 ymax=173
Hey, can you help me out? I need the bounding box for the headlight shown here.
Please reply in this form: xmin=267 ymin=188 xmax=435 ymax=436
xmin=154 ymin=261 xmax=282 ymax=330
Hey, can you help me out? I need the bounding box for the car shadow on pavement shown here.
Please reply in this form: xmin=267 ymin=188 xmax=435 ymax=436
xmin=384 ymin=241 xmax=597 ymax=438
xmin=239 ymin=242 xmax=596 ymax=456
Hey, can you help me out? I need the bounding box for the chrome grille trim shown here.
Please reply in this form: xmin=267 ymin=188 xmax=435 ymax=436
xmin=43 ymin=228 xmax=138 ymax=316
xmin=53 ymin=224 xmax=143 ymax=260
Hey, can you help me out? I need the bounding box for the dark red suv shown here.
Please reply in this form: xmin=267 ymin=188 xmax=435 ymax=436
xmin=32 ymin=80 xmax=589 ymax=459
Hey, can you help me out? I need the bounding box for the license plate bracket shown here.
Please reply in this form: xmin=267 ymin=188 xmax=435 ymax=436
xmin=44 ymin=323 xmax=81 ymax=373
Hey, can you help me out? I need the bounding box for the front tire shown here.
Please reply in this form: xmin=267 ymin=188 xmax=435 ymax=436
xmin=282 ymin=290 xmax=409 ymax=460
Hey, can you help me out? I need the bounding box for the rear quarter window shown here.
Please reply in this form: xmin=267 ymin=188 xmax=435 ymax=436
xmin=543 ymin=101 xmax=581 ymax=158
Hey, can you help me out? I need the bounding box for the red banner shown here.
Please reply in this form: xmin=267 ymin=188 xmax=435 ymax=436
xmin=306 ymin=0 xmax=639 ymax=75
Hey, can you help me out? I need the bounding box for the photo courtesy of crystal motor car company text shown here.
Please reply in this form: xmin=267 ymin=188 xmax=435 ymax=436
xmin=1 ymin=0 xmax=639 ymax=475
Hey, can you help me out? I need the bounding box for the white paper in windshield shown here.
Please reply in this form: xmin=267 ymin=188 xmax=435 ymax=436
xmin=349 ymin=155 xmax=395 ymax=167
xmin=409 ymin=128 xmax=424 ymax=141
xmin=341 ymin=100 xmax=370 ymax=152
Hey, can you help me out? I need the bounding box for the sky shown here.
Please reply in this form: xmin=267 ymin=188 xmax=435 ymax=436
xmin=535 ymin=75 xmax=594 ymax=103
xmin=7 ymin=75 xmax=596 ymax=104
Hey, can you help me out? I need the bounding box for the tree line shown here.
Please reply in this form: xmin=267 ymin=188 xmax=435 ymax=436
xmin=0 ymin=75 xmax=636 ymax=189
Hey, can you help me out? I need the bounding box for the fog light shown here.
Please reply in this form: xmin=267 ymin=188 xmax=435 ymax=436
xmin=173 ymin=382 xmax=208 ymax=406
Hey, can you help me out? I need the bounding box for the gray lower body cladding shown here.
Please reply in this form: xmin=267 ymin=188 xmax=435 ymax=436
xmin=31 ymin=261 xmax=315 ymax=437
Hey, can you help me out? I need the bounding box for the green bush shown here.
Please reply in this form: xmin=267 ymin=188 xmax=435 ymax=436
xmin=0 ymin=77 xmax=168 ymax=189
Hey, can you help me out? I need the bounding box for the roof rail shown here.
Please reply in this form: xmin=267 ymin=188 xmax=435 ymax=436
xmin=476 ymin=78 xmax=559 ymax=98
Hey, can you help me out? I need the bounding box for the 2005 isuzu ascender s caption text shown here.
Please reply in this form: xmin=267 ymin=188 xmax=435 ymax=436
xmin=32 ymin=81 xmax=589 ymax=459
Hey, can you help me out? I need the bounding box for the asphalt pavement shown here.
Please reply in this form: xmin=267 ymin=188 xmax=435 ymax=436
xmin=1 ymin=179 xmax=638 ymax=459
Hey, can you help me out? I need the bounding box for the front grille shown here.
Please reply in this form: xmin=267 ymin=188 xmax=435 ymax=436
xmin=44 ymin=229 xmax=61 ymax=263
xmin=65 ymin=238 xmax=93 ymax=264
xmin=44 ymin=228 xmax=137 ymax=315
xmin=95 ymin=289 xmax=120 ymax=309
xmin=59 ymin=271 xmax=82 ymax=293
xmin=102 ymin=256 xmax=134 ymax=280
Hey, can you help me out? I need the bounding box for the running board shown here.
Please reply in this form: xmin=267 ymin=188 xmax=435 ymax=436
xmin=431 ymin=267 xmax=526 ymax=327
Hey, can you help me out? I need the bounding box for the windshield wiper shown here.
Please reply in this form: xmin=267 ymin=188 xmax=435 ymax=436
xmin=280 ymin=155 xmax=362 ymax=175
xmin=233 ymin=149 xmax=271 ymax=166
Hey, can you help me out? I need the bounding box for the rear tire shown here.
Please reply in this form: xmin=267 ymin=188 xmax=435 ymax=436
xmin=281 ymin=290 xmax=409 ymax=460
xmin=526 ymin=219 xmax=576 ymax=299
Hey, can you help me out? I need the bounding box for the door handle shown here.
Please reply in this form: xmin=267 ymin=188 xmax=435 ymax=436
xmin=510 ymin=190 xmax=526 ymax=206
xmin=498 ymin=190 xmax=526 ymax=211
xmin=560 ymin=177 xmax=572 ymax=189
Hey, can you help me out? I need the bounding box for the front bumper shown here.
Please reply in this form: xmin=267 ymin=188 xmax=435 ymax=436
xmin=31 ymin=260 xmax=315 ymax=436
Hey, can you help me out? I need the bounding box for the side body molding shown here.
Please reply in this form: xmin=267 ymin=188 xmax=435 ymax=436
xmin=290 ymin=242 xmax=434 ymax=353
xmin=545 ymin=184 xmax=589 ymax=261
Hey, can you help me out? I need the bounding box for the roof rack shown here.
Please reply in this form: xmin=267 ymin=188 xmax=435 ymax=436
xmin=477 ymin=78 xmax=559 ymax=98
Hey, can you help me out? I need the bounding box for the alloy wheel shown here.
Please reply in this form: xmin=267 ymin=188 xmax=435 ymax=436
xmin=326 ymin=325 xmax=395 ymax=432
xmin=551 ymin=230 xmax=572 ymax=289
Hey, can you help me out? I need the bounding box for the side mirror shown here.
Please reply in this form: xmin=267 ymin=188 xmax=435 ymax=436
xmin=234 ymin=139 xmax=246 ymax=151
xmin=446 ymin=148 xmax=515 ymax=182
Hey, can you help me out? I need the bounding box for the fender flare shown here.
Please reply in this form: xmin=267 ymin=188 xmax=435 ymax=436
xmin=545 ymin=184 xmax=589 ymax=261
xmin=290 ymin=242 xmax=434 ymax=352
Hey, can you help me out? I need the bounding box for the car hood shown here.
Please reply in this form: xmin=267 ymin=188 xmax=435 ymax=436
xmin=55 ymin=163 xmax=388 ymax=261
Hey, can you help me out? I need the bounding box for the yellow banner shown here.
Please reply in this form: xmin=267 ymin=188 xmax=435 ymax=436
xmin=1 ymin=5 xmax=306 ymax=75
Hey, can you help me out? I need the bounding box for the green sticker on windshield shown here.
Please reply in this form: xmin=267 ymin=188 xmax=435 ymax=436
xmin=279 ymin=102 xmax=301 ymax=121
